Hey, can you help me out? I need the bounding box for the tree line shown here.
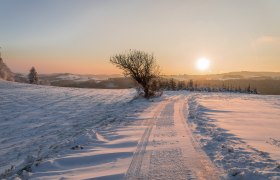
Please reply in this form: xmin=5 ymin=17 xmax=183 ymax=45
xmin=149 ymin=78 xmax=258 ymax=94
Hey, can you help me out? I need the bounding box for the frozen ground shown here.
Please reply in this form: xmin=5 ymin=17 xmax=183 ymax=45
xmin=125 ymin=94 xmax=222 ymax=179
xmin=188 ymin=93 xmax=280 ymax=179
xmin=0 ymin=80 xmax=151 ymax=179
xmin=1 ymin=80 xmax=280 ymax=179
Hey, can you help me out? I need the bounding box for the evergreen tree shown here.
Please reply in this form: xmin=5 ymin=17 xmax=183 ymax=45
xmin=238 ymin=86 xmax=241 ymax=93
xmin=221 ymin=83 xmax=225 ymax=91
xmin=253 ymin=88 xmax=258 ymax=94
xmin=194 ymin=82 xmax=198 ymax=90
xmin=169 ymin=78 xmax=176 ymax=90
xmin=28 ymin=67 xmax=39 ymax=84
xmin=159 ymin=79 xmax=168 ymax=90
xmin=177 ymin=81 xmax=186 ymax=90
xmin=247 ymin=84 xmax=251 ymax=93
xmin=188 ymin=79 xmax=194 ymax=91
xmin=189 ymin=79 xmax=193 ymax=88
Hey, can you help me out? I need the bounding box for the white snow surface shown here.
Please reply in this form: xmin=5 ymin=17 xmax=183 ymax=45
xmin=188 ymin=92 xmax=280 ymax=179
xmin=1 ymin=80 xmax=280 ymax=179
xmin=53 ymin=74 xmax=123 ymax=82
xmin=0 ymin=80 xmax=150 ymax=179
xmin=56 ymin=74 xmax=90 ymax=81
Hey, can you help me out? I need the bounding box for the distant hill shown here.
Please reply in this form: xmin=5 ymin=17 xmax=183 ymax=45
xmin=14 ymin=71 xmax=280 ymax=84
xmin=11 ymin=71 xmax=280 ymax=94
xmin=14 ymin=73 xmax=135 ymax=89
xmin=39 ymin=73 xmax=123 ymax=82
xmin=50 ymin=77 xmax=137 ymax=89
xmin=0 ymin=58 xmax=14 ymax=81
xmin=165 ymin=71 xmax=280 ymax=81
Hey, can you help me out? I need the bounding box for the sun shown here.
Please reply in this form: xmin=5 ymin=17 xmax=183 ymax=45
xmin=196 ymin=57 xmax=210 ymax=71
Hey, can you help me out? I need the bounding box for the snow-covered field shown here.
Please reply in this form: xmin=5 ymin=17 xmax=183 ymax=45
xmin=0 ymin=80 xmax=151 ymax=179
xmin=188 ymin=93 xmax=280 ymax=179
xmin=1 ymin=80 xmax=280 ymax=179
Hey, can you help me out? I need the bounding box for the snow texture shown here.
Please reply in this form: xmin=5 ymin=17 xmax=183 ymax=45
xmin=0 ymin=80 xmax=148 ymax=179
xmin=187 ymin=93 xmax=280 ymax=179
xmin=1 ymin=80 xmax=280 ymax=179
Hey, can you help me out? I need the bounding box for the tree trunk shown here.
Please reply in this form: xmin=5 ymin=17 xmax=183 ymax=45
xmin=144 ymin=87 xmax=150 ymax=98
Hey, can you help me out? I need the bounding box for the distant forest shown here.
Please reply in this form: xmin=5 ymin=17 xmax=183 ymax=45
xmin=48 ymin=77 xmax=279 ymax=95
xmin=154 ymin=78 xmax=279 ymax=95
xmin=192 ymin=79 xmax=280 ymax=95
xmin=10 ymin=70 xmax=280 ymax=95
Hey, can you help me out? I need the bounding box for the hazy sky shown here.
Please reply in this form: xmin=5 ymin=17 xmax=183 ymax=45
xmin=0 ymin=0 xmax=280 ymax=75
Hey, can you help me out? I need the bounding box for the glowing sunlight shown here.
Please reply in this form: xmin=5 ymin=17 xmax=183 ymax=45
xmin=196 ymin=57 xmax=210 ymax=71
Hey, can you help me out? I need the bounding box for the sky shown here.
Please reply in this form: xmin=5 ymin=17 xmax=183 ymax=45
xmin=0 ymin=0 xmax=280 ymax=75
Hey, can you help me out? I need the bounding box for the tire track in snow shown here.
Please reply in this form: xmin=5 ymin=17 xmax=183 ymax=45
xmin=144 ymin=99 xmax=196 ymax=180
xmin=126 ymin=95 xmax=222 ymax=179
xmin=125 ymin=100 xmax=168 ymax=179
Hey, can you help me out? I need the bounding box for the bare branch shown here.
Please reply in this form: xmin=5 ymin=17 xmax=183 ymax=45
xmin=110 ymin=50 xmax=161 ymax=98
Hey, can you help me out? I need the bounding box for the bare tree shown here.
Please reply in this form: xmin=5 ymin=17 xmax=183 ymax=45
xmin=110 ymin=50 xmax=160 ymax=98
xmin=28 ymin=67 xmax=39 ymax=84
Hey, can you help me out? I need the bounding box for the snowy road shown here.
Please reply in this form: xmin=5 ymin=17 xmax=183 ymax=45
xmin=125 ymin=95 xmax=222 ymax=180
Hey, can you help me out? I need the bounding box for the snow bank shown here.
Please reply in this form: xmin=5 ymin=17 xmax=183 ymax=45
xmin=187 ymin=93 xmax=280 ymax=179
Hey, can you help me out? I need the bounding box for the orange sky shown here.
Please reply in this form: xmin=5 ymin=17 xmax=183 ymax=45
xmin=1 ymin=1 xmax=280 ymax=75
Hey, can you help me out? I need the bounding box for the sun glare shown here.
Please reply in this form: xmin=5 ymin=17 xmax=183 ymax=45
xmin=196 ymin=57 xmax=210 ymax=71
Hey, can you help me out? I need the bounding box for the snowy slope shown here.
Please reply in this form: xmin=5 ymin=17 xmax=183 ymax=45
xmin=0 ymin=80 xmax=146 ymax=178
xmin=188 ymin=93 xmax=280 ymax=179
xmin=1 ymin=81 xmax=280 ymax=179
xmin=39 ymin=73 xmax=123 ymax=82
